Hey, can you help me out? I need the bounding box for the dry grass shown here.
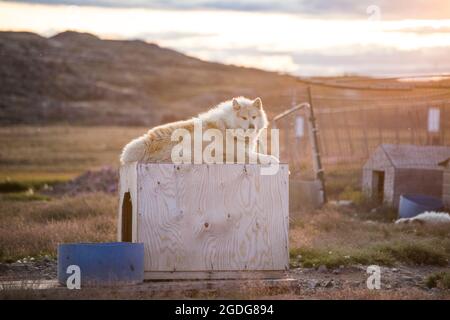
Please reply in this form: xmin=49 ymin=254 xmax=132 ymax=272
xmin=1 ymin=283 xmax=449 ymax=300
xmin=426 ymin=271 xmax=450 ymax=290
xmin=0 ymin=193 xmax=117 ymax=262
xmin=289 ymin=206 xmax=450 ymax=268
xmin=0 ymin=126 xmax=147 ymax=181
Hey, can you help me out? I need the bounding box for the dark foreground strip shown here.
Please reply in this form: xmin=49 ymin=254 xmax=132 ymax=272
xmin=0 ymin=300 xmax=445 ymax=319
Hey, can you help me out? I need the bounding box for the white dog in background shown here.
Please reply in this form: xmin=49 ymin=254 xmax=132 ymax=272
xmin=395 ymin=211 xmax=450 ymax=225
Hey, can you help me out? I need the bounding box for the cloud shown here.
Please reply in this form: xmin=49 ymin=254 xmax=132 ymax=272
xmin=5 ymin=0 xmax=450 ymax=19
xmin=291 ymin=46 xmax=450 ymax=76
xmin=162 ymin=42 xmax=450 ymax=76
xmin=386 ymin=26 xmax=450 ymax=34
xmin=136 ymin=31 xmax=217 ymax=41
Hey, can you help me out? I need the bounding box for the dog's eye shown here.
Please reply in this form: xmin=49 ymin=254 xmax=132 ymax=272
xmin=242 ymin=117 xmax=247 ymax=120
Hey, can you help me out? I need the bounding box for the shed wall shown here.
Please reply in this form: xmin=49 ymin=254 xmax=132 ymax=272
xmin=362 ymin=145 xmax=394 ymax=200
xmin=383 ymin=167 xmax=396 ymax=204
xmin=393 ymin=168 xmax=443 ymax=207
xmin=443 ymin=166 xmax=450 ymax=207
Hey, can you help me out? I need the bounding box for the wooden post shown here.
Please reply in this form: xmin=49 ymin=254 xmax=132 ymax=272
xmin=316 ymin=112 xmax=328 ymax=159
xmin=307 ymin=87 xmax=327 ymax=203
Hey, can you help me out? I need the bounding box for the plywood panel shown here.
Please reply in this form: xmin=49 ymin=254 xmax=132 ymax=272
xmin=144 ymin=270 xmax=287 ymax=280
xmin=136 ymin=164 xmax=289 ymax=272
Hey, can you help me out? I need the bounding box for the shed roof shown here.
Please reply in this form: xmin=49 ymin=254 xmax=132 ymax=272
xmin=439 ymin=157 xmax=450 ymax=167
xmin=378 ymin=144 xmax=450 ymax=169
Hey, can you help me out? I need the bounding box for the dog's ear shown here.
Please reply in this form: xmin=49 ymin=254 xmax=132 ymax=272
xmin=232 ymin=98 xmax=241 ymax=111
xmin=253 ymin=97 xmax=262 ymax=109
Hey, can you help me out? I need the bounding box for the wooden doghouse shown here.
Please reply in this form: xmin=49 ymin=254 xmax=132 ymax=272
xmin=118 ymin=163 xmax=289 ymax=280
xmin=362 ymin=144 xmax=450 ymax=207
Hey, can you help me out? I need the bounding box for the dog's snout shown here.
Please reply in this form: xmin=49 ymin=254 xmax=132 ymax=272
xmin=249 ymin=124 xmax=255 ymax=129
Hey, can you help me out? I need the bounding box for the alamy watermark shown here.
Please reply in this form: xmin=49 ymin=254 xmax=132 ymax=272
xmin=170 ymin=118 xmax=280 ymax=175
xmin=366 ymin=5 xmax=381 ymax=21
xmin=66 ymin=264 xmax=81 ymax=289
xmin=366 ymin=265 xmax=381 ymax=290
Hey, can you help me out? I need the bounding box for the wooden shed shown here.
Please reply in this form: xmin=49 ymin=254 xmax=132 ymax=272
xmin=118 ymin=163 xmax=289 ymax=279
xmin=439 ymin=157 xmax=450 ymax=208
xmin=362 ymin=144 xmax=450 ymax=207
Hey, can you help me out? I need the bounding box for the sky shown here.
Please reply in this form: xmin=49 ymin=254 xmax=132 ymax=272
xmin=1 ymin=0 xmax=450 ymax=76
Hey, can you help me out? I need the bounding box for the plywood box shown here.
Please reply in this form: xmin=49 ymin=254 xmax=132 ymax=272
xmin=118 ymin=163 xmax=289 ymax=279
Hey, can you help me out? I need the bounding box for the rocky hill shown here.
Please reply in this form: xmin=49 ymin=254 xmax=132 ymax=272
xmin=0 ymin=31 xmax=304 ymax=126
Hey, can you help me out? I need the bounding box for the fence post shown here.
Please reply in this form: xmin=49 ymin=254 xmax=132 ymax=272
xmin=307 ymin=87 xmax=327 ymax=203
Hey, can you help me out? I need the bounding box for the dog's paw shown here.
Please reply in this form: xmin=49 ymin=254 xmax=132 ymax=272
xmin=258 ymin=154 xmax=279 ymax=164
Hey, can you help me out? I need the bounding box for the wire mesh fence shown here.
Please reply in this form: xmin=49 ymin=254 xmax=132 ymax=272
xmin=273 ymin=88 xmax=450 ymax=178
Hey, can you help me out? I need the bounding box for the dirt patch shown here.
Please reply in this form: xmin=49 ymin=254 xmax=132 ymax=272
xmin=0 ymin=258 xmax=56 ymax=281
xmin=45 ymin=167 xmax=118 ymax=196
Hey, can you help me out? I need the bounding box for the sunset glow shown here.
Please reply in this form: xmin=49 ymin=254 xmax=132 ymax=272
xmin=1 ymin=1 xmax=450 ymax=76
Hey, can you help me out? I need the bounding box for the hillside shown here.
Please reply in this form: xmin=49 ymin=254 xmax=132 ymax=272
xmin=0 ymin=31 xmax=304 ymax=126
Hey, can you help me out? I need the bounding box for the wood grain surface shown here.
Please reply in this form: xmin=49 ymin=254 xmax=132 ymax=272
xmin=120 ymin=163 xmax=289 ymax=272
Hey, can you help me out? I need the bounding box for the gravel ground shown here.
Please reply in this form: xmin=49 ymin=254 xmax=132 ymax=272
xmin=1 ymin=260 xmax=449 ymax=299
xmin=0 ymin=258 xmax=57 ymax=281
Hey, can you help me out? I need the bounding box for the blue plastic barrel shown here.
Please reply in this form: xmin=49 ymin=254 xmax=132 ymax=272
xmin=398 ymin=194 xmax=443 ymax=218
xmin=57 ymin=242 xmax=144 ymax=286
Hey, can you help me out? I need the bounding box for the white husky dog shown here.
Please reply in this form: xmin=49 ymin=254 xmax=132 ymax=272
xmin=120 ymin=97 xmax=278 ymax=165
xmin=395 ymin=211 xmax=450 ymax=225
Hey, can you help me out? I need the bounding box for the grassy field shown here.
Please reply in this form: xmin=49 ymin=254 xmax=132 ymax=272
xmin=0 ymin=125 xmax=147 ymax=181
xmin=2 ymin=193 xmax=449 ymax=267
xmin=289 ymin=207 xmax=450 ymax=269
xmin=0 ymin=193 xmax=117 ymax=262
xmin=0 ymin=126 xmax=135 ymax=261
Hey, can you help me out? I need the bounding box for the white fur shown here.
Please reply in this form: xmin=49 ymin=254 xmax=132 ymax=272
xmin=395 ymin=211 xmax=450 ymax=225
xmin=198 ymin=96 xmax=267 ymax=131
xmin=120 ymin=136 xmax=148 ymax=164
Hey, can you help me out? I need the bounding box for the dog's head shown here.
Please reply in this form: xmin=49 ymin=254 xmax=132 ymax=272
xmin=230 ymin=97 xmax=268 ymax=131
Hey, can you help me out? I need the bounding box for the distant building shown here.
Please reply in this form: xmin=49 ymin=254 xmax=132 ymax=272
xmin=362 ymin=144 xmax=450 ymax=207
xmin=439 ymin=157 xmax=450 ymax=208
